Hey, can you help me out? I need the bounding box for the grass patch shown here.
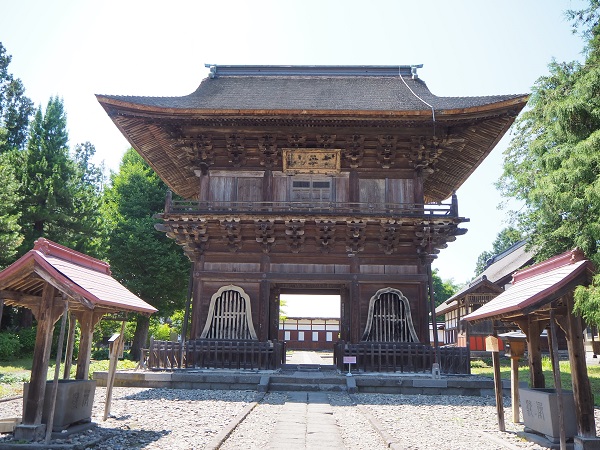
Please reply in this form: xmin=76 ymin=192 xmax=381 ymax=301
xmin=471 ymin=356 xmax=600 ymax=407
xmin=0 ymin=358 xmax=138 ymax=400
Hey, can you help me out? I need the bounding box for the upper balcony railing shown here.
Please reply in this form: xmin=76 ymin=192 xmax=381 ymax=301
xmin=163 ymin=192 xmax=460 ymax=219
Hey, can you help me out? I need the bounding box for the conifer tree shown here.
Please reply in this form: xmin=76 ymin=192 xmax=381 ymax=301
xmin=18 ymin=97 xmax=101 ymax=254
xmin=498 ymin=1 xmax=600 ymax=325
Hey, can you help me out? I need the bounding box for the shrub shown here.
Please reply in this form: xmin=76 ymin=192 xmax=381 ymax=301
xmin=17 ymin=327 xmax=37 ymax=356
xmin=0 ymin=333 xmax=21 ymax=360
xmin=91 ymin=347 xmax=109 ymax=360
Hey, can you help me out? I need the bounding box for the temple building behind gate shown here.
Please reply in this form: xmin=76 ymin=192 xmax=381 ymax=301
xmin=97 ymin=65 xmax=528 ymax=372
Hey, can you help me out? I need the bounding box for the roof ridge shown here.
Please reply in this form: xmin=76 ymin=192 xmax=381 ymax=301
xmin=511 ymin=248 xmax=585 ymax=284
xmin=33 ymin=238 xmax=111 ymax=275
xmin=204 ymin=64 xmax=422 ymax=78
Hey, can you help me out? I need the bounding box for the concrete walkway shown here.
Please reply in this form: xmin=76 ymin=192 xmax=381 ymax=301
xmin=267 ymin=391 xmax=344 ymax=449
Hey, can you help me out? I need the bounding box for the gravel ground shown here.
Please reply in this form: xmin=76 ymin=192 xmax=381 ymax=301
xmin=354 ymin=393 xmax=600 ymax=450
xmin=0 ymin=387 xmax=257 ymax=449
xmin=1 ymin=388 xmax=599 ymax=449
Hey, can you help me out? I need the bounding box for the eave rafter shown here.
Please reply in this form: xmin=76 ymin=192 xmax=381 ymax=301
xmin=104 ymin=101 xmax=523 ymax=202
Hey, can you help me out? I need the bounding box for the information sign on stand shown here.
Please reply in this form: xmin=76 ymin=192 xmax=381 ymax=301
xmin=343 ymin=356 xmax=356 ymax=376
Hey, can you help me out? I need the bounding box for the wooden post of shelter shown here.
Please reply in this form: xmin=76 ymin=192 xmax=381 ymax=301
xmin=486 ymin=335 xmax=505 ymax=432
xmin=15 ymin=284 xmax=63 ymax=441
xmin=74 ymin=309 xmax=103 ymax=380
xmin=557 ymin=293 xmax=597 ymax=440
xmin=548 ymin=309 xmax=567 ymax=450
xmin=45 ymin=300 xmax=69 ymax=444
xmin=503 ymin=336 xmax=526 ymax=424
xmin=63 ymin=311 xmax=76 ymax=379
xmin=524 ymin=317 xmax=546 ymax=388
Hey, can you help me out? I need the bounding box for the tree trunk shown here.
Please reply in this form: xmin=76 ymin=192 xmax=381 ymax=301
xmin=130 ymin=315 xmax=150 ymax=361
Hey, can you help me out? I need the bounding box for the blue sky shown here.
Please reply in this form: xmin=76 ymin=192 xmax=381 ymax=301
xmin=0 ymin=0 xmax=588 ymax=283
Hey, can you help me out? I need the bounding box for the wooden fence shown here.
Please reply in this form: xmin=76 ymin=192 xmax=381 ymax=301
xmin=334 ymin=341 xmax=470 ymax=374
xmin=147 ymin=339 xmax=284 ymax=370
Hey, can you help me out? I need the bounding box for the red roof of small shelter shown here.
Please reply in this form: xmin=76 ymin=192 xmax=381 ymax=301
xmin=463 ymin=249 xmax=593 ymax=323
xmin=0 ymin=238 xmax=157 ymax=315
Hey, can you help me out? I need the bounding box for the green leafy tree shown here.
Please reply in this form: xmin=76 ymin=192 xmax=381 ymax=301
xmin=17 ymin=97 xmax=102 ymax=254
xmin=102 ymin=149 xmax=189 ymax=359
xmin=431 ymin=269 xmax=458 ymax=308
xmin=497 ymin=1 xmax=600 ymax=325
xmin=474 ymin=227 xmax=523 ymax=276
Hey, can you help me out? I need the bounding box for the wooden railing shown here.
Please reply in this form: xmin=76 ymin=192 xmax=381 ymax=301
xmin=334 ymin=341 xmax=470 ymax=374
xmin=147 ymin=339 xmax=284 ymax=370
xmin=163 ymin=197 xmax=459 ymax=219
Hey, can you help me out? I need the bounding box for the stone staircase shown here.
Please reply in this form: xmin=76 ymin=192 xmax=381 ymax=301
xmin=267 ymin=364 xmax=348 ymax=392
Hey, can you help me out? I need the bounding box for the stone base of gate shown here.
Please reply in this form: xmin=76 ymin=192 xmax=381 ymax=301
xmin=94 ymin=370 xmax=511 ymax=396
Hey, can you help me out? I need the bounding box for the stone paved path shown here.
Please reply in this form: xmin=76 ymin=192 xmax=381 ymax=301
xmin=267 ymin=391 xmax=344 ymax=449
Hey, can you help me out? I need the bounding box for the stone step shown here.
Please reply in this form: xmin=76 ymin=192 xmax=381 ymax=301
xmin=270 ymin=375 xmax=345 ymax=385
xmin=269 ymin=382 xmax=347 ymax=392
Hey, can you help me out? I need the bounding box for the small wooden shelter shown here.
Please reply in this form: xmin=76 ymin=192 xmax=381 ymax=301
xmin=0 ymin=238 xmax=156 ymax=440
xmin=464 ymin=249 xmax=598 ymax=447
xmin=435 ymin=241 xmax=535 ymax=350
xmin=97 ymin=64 xmax=528 ymax=373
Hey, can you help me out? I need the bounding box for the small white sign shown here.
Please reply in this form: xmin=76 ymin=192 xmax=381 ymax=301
xmin=343 ymin=356 xmax=357 ymax=364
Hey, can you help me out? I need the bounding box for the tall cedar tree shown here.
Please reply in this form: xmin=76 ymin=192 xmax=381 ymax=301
xmin=18 ymin=97 xmax=102 ymax=255
xmin=103 ymin=148 xmax=189 ymax=359
xmin=0 ymin=43 xmax=33 ymax=153
xmin=497 ymin=1 xmax=600 ymax=326
xmin=0 ymin=150 xmax=23 ymax=268
xmin=0 ymin=43 xmax=31 ymax=267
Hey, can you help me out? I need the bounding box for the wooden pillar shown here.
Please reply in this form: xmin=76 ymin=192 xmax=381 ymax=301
xmin=526 ymin=317 xmax=546 ymax=388
xmin=350 ymin=257 xmax=360 ymax=343
xmin=486 ymin=335 xmax=505 ymax=432
xmin=63 ymin=312 xmax=76 ymax=379
xmin=263 ymin=169 xmax=273 ymax=202
xmin=190 ymin=257 xmax=203 ymax=339
xmin=269 ymin=287 xmax=280 ymax=342
xmin=559 ymin=293 xmax=597 ymax=438
xmin=426 ymin=260 xmax=440 ymax=363
xmin=74 ymin=309 xmax=103 ymax=380
xmin=506 ymin=339 xmax=526 ymax=424
xmin=349 ymin=171 xmax=359 ymax=203
xmin=340 ymin=285 xmax=351 ymax=342
xmin=19 ymin=284 xmax=62 ymax=435
xmin=548 ymin=309 xmax=567 ymax=450
xmin=260 ymin=253 xmax=271 ymax=342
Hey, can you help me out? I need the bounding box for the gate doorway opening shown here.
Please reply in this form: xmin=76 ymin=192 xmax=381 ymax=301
xmin=279 ymin=294 xmax=340 ymax=365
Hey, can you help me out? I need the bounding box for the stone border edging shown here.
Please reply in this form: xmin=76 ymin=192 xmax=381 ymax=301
xmin=204 ymin=392 xmax=266 ymax=450
xmin=355 ymin=402 xmax=402 ymax=449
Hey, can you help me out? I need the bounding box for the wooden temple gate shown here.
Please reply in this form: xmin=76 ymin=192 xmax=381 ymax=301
xmin=98 ymin=65 xmax=528 ymax=374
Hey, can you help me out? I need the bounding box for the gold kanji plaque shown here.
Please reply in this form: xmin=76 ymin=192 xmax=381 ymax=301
xmin=283 ymin=148 xmax=341 ymax=174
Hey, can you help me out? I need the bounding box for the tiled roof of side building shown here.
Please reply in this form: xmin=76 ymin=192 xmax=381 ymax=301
xmin=100 ymin=65 xmax=527 ymax=113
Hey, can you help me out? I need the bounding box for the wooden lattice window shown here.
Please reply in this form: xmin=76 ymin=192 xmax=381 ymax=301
xmin=361 ymin=287 xmax=419 ymax=342
xmin=200 ymin=285 xmax=258 ymax=340
xmin=291 ymin=177 xmax=332 ymax=202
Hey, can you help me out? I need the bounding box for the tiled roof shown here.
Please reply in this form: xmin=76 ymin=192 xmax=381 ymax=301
xmin=101 ymin=65 xmax=525 ymax=113
xmin=464 ymin=249 xmax=593 ymax=322
xmin=435 ymin=275 xmax=503 ymax=315
xmin=0 ymin=239 xmax=157 ymax=315
xmin=480 ymin=241 xmax=536 ymax=285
